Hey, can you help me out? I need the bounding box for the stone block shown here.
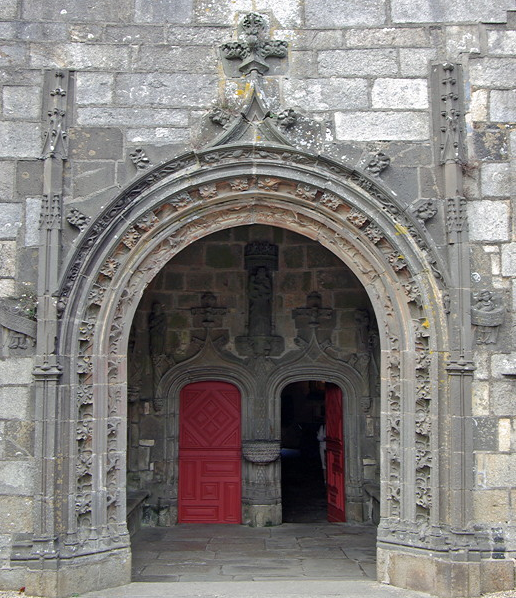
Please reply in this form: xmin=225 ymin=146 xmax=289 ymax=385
xmin=468 ymin=201 xmax=509 ymax=241
xmin=469 ymin=57 xmax=516 ymax=88
xmin=490 ymin=381 xmax=516 ymax=414
xmin=346 ymin=27 xmax=429 ymax=47
xmin=69 ymin=128 xmax=123 ymax=160
xmin=480 ymin=560 xmax=516 ymax=594
xmin=0 ymin=161 xmax=14 ymax=202
xmin=0 ymin=0 xmax=17 ymax=19
xmin=0 ymin=44 xmax=26 ymax=67
xmin=0 ymin=357 xmax=33 ymax=385
xmin=469 ymin=89 xmax=488 ymax=121
xmin=25 ymin=197 xmax=41 ymax=244
xmin=335 ymin=111 xmax=429 ymax=141
xmin=105 ymin=25 xmax=165 ymax=44
xmin=481 ymin=163 xmax=511 ymax=197
xmin=167 ymin=26 xmax=230 ymax=46
xmin=472 ymin=380 xmax=489 ymax=414
xmin=135 ymin=46 xmax=218 ymax=73
xmin=194 ymin=0 xmax=253 ymax=25
xmin=318 ymin=49 xmax=397 ymax=77
xmin=0 ymin=203 xmax=21 ymax=239
xmin=472 ymin=417 xmax=498 ymax=451
xmin=10 ymin=22 xmax=69 ymax=42
xmin=76 ymin=73 xmax=114 ymax=105
xmin=488 ymin=30 xmax=516 ymax=54
xmin=501 ymin=244 xmax=516 ymax=277
xmin=499 ymin=418 xmax=511 ymax=451
xmin=445 ymin=25 xmax=480 ymax=56
xmin=473 ymin=123 xmax=508 ymax=161
xmin=0 ymin=496 xmax=33 ymax=533
xmin=126 ymin=128 xmax=189 ymax=145
xmin=289 ymin=51 xmax=318 ymax=78
xmin=72 ymin=161 xmax=116 ymax=200
xmin=0 ymin=240 xmax=16 ymax=277
xmin=22 ymin=0 xmax=132 ymax=21
xmin=2 ymin=86 xmax=41 ymax=120
xmin=399 ymin=48 xmax=436 ymax=76
xmin=205 ymin=244 xmax=242 ymax=268
xmin=30 ymin=43 xmax=130 ymax=70
xmin=284 ymin=78 xmax=368 ymax=111
xmin=473 ymin=489 xmax=510 ymax=522
xmin=69 ymin=24 xmax=103 ymax=43
xmin=3 ymin=420 xmax=34 ymax=457
xmin=16 ymin=160 xmax=43 ymax=198
xmin=305 ymin=0 xmax=386 ymax=26
xmin=392 ymin=0 xmax=515 ymax=23
xmin=490 ymin=90 xmax=516 ymax=122
xmin=477 ymin=453 xmax=516 ymax=488
xmin=77 ymin=107 xmax=188 ymax=127
xmin=0 ymin=280 xmax=14 ymax=297
xmin=0 ymin=460 xmax=34 ymax=495
xmin=135 ymin=0 xmax=192 ymax=23
xmin=0 ymin=386 xmax=30 ymax=420
xmin=0 ymin=123 xmax=41 ymax=159
xmin=277 ymin=29 xmax=342 ymax=50
xmin=372 ymin=78 xmax=428 ymax=109
xmin=115 ymin=73 xmax=218 ymax=108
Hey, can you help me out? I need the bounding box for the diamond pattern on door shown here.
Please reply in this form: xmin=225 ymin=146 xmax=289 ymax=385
xmin=179 ymin=381 xmax=241 ymax=523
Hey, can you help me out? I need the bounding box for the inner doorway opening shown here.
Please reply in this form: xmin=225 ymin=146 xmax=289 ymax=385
xmin=281 ymin=381 xmax=345 ymax=523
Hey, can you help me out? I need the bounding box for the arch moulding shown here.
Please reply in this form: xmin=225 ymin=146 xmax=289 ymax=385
xmin=24 ymin=142 xmax=482 ymax=597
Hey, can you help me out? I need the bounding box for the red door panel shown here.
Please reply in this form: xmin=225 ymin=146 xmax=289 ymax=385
xmin=326 ymin=384 xmax=345 ymax=522
xmin=179 ymin=381 xmax=241 ymax=524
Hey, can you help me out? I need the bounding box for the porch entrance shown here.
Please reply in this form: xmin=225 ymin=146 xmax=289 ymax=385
xmin=178 ymin=381 xmax=242 ymax=524
xmin=281 ymin=381 xmax=345 ymax=523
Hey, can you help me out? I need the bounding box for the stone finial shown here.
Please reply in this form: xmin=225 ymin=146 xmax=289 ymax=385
xmin=221 ymin=13 xmax=288 ymax=75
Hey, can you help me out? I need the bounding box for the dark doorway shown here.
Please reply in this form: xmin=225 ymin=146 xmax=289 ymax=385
xmin=280 ymin=381 xmax=328 ymax=522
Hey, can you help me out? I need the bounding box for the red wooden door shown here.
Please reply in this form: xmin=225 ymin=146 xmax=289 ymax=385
xmin=179 ymin=381 xmax=241 ymax=523
xmin=326 ymin=384 xmax=345 ymax=522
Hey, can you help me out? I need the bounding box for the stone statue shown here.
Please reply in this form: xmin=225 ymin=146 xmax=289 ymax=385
xmin=248 ymin=266 xmax=272 ymax=336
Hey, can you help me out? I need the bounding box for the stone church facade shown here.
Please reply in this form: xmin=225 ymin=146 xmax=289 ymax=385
xmin=0 ymin=1 xmax=515 ymax=596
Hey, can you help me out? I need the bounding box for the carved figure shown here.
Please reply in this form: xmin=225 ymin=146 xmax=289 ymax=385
xmin=365 ymin=151 xmax=390 ymax=177
xmin=248 ymin=266 xmax=272 ymax=336
xmin=471 ymin=290 xmax=505 ymax=344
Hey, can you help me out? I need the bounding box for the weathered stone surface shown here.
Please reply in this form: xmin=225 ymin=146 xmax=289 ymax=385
xmin=346 ymin=27 xmax=429 ymax=47
xmin=69 ymin=128 xmax=123 ymax=160
xmin=491 ymin=353 xmax=516 ymax=379
xmin=476 ymin=453 xmax=516 ymax=488
xmin=167 ymin=26 xmax=230 ymax=46
xmin=127 ymin=128 xmax=190 ymax=145
xmin=472 ymin=123 xmax=509 ymax=161
xmin=335 ymin=111 xmax=429 ymax=141
xmin=371 ymin=78 xmax=428 ymax=109
xmin=76 ymin=72 xmax=114 ymax=105
xmin=135 ymin=46 xmax=218 ymax=73
xmin=399 ymin=48 xmax=436 ymax=76
xmin=16 ymin=160 xmax=43 ymax=199
xmin=473 ymin=489 xmax=510 ymax=522
xmin=72 ymin=161 xmax=116 ymax=199
xmin=69 ymin=24 xmax=103 ymax=43
xmin=289 ymin=51 xmax=318 ymax=78
xmin=0 ymin=203 xmax=21 ymax=239
xmin=284 ymin=78 xmax=368 ymax=111
xmin=469 ymin=89 xmax=488 ymax=121
xmin=0 ymin=44 xmax=26 ymax=67
xmin=3 ymin=420 xmax=34 ymax=457
xmin=445 ymin=25 xmax=480 ymax=57
xmin=2 ymin=22 xmax=69 ymax=42
xmin=22 ymin=0 xmax=133 ymax=21
xmin=0 ymin=496 xmax=33 ymax=533
xmin=0 ymin=161 xmax=14 ymax=202
xmin=0 ymin=461 xmax=34 ymax=495
xmin=134 ymin=0 xmax=192 ymax=23
xmin=392 ymin=0 xmax=515 ymax=23
xmin=472 ymin=380 xmax=489 ymax=414
xmin=473 ymin=417 xmax=499 ymax=451
xmin=468 ymin=201 xmax=509 ymax=241
xmin=0 ymin=0 xmax=17 ymax=19
xmin=469 ymin=57 xmax=516 ymax=87
xmin=490 ymin=380 xmax=516 ymax=415
xmin=0 ymin=280 xmax=14 ymax=297
xmin=501 ymin=243 xmax=516 ymax=276
xmin=30 ymin=43 xmax=131 ymax=70
xmin=105 ymin=25 xmax=166 ymax=44
xmin=115 ymin=73 xmax=218 ymax=107
xmin=481 ymin=163 xmax=512 ymax=197
xmin=277 ymin=29 xmax=342 ymax=50
xmin=305 ymin=0 xmax=386 ymax=26
xmin=488 ymin=30 xmax=516 ymax=54
xmin=77 ymin=107 xmax=189 ymax=127
xmin=318 ymin=49 xmax=397 ymax=77
xmin=0 ymin=357 xmax=32 ymax=384
xmin=0 ymin=386 xmax=30 ymax=420
xmin=0 ymin=123 xmax=41 ymax=159
xmin=0 ymin=240 xmax=16 ymax=277
xmin=2 ymin=86 xmax=41 ymax=120
xmin=490 ymin=90 xmax=516 ymax=121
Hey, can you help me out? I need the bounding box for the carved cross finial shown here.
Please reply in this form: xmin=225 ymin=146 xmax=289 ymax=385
xmin=221 ymin=13 xmax=288 ymax=75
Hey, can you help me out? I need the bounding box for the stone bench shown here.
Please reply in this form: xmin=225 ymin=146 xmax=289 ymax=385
xmin=127 ymin=490 xmax=150 ymax=536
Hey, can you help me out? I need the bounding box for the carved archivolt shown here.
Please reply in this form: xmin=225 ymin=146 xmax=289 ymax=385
xmin=57 ymin=145 xmax=447 ymax=551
